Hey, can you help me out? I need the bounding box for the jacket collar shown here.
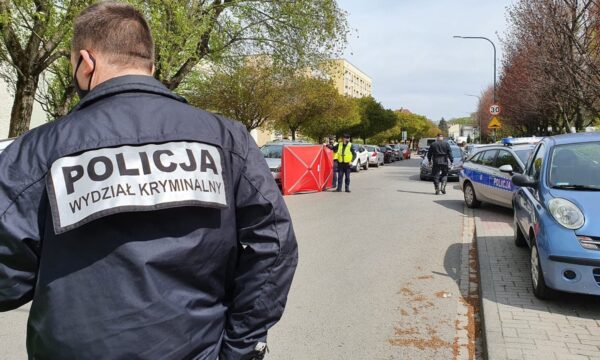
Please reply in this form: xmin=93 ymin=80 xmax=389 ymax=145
xmin=73 ymin=75 xmax=187 ymax=111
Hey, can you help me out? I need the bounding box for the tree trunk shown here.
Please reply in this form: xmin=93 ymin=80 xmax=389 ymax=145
xmin=9 ymin=74 xmax=39 ymax=138
xmin=291 ymin=128 xmax=297 ymax=141
xmin=55 ymin=85 xmax=77 ymax=119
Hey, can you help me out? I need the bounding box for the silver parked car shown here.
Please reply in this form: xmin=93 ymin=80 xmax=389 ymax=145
xmin=459 ymin=144 xmax=535 ymax=208
xmin=351 ymin=144 xmax=370 ymax=172
xmin=260 ymin=140 xmax=311 ymax=184
xmin=364 ymin=145 xmax=384 ymax=167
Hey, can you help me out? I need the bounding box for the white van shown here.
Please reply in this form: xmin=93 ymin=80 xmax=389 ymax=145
xmin=417 ymin=138 xmax=436 ymax=156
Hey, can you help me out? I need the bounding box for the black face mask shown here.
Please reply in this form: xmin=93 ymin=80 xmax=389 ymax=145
xmin=73 ymin=54 xmax=96 ymax=99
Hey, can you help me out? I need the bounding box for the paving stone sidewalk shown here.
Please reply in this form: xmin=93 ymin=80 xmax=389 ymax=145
xmin=475 ymin=206 xmax=600 ymax=360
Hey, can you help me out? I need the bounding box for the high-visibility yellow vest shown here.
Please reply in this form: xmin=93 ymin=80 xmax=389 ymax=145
xmin=336 ymin=142 xmax=353 ymax=163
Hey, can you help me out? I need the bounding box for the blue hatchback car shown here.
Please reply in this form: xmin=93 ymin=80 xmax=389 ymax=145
xmin=512 ymin=133 xmax=600 ymax=299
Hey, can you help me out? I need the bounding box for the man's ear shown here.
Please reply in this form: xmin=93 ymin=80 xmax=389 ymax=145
xmin=78 ymin=50 xmax=96 ymax=76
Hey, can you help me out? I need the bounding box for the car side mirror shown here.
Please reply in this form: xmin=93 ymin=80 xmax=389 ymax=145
xmin=512 ymin=174 xmax=537 ymax=188
xmin=499 ymin=164 xmax=514 ymax=174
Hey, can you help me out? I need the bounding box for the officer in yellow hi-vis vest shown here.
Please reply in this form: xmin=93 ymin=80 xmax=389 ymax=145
xmin=333 ymin=134 xmax=357 ymax=192
xmin=326 ymin=135 xmax=339 ymax=188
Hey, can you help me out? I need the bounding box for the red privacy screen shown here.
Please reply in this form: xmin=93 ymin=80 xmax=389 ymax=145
xmin=281 ymin=145 xmax=334 ymax=196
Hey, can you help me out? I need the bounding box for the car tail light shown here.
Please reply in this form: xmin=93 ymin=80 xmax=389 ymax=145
xmin=372 ymin=152 xmax=377 ymax=156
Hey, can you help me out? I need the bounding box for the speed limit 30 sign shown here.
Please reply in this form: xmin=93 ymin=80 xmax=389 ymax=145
xmin=489 ymin=104 xmax=502 ymax=116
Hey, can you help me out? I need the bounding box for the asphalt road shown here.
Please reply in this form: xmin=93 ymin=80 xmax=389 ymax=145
xmin=268 ymin=158 xmax=470 ymax=359
xmin=0 ymin=158 xmax=470 ymax=360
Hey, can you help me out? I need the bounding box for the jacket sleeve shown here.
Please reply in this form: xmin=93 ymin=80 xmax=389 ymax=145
xmin=220 ymin=132 xmax=298 ymax=360
xmin=0 ymin=138 xmax=44 ymax=312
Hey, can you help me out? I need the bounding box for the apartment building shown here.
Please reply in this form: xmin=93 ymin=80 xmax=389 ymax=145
xmin=325 ymin=59 xmax=372 ymax=98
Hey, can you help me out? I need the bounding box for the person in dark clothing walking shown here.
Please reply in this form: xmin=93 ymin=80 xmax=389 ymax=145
xmin=333 ymin=134 xmax=356 ymax=192
xmin=0 ymin=3 xmax=297 ymax=360
xmin=427 ymin=133 xmax=454 ymax=195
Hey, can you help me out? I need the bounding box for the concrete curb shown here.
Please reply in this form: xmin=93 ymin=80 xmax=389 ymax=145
xmin=475 ymin=215 xmax=508 ymax=360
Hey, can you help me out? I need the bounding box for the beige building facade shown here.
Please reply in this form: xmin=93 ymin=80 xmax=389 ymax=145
xmin=325 ymin=59 xmax=372 ymax=98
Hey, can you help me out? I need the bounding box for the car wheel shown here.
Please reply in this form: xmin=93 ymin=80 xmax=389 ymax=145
xmin=463 ymin=182 xmax=481 ymax=208
xmin=364 ymin=160 xmax=369 ymax=170
xmin=514 ymin=218 xmax=527 ymax=248
xmin=530 ymin=240 xmax=556 ymax=300
xmin=356 ymin=161 xmax=361 ymax=172
xmin=420 ymin=173 xmax=426 ymax=181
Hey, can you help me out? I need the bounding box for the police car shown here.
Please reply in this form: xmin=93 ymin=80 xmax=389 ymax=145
xmin=460 ymin=138 xmax=538 ymax=208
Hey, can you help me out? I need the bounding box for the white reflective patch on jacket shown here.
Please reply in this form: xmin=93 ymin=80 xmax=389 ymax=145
xmin=47 ymin=141 xmax=227 ymax=234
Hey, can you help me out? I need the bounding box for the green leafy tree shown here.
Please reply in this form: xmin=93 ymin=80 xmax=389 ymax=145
xmin=0 ymin=0 xmax=90 ymax=137
xmin=349 ymin=96 xmax=396 ymax=143
xmin=273 ymin=75 xmax=341 ymax=141
xmin=37 ymin=56 xmax=78 ymax=119
xmin=448 ymin=117 xmax=475 ymax=126
xmin=1 ymin=0 xmax=349 ymax=137
xmin=139 ymin=0 xmax=349 ymax=90
xmin=183 ymin=62 xmax=283 ymax=131
xmin=302 ymin=93 xmax=360 ymax=143
xmin=438 ymin=117 xmax=448 ymax=137
xmin=393 ymin=110 xmax=440 ymax=148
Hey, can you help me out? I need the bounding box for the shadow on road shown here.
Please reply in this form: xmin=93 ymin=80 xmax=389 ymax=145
xmin=441 ymin=243 xmax=464 ymax=284
xmin=433 ymin=199 xmax=464 ymax=214
xmin=396 ymin=189 xmax=435 ymax=195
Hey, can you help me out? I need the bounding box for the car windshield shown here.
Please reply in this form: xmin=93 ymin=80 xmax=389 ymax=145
xmin=451 ymin=148 xmax=462 ymax=159
xmin=365 ymin=146 xmax=375 ymax=151
xmin=514 ymin=149 xmax=533 ymax=165
xmin=549 ymin=141 xmax=600 ymax=189
xmin=261 ymin=145 xmax=283 ymax=159
xmin=399 ymin=145 xmax=408 ymax=150
xmin=379 ymin=147 xmax=388 ymax=152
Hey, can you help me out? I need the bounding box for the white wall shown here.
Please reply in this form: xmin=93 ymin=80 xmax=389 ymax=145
xmin=0 ymin=78 xmax=48 ymax=139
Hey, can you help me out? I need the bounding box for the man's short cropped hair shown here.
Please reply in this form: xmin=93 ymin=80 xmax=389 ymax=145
xmin=72 ymin=1 xmax=154 ymax=71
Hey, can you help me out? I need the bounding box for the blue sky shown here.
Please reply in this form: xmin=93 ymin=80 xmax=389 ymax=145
xmin=337 ymin=0 xmax=514 ymax=122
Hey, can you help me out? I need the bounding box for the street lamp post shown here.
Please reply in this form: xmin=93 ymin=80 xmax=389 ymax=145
xmin=455 ymin=36 xmax=498 ymax=141
xmin=453 ymin=36 xmax=497 ymax=103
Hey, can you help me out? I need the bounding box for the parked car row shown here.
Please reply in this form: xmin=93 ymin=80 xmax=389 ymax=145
xmin=458 ymin=133 xmax=600 ymax=300
xmin=260 ymin=141 xmax=413 ymax=184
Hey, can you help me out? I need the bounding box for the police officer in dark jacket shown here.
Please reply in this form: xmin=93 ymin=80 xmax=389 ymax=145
xmin=326 ymin=135 xmax=338 ymax=188
xmin=427 ymin=133 xmax=454 ymax=195
xmin=0 ymin=3 xmax=297 ymax=360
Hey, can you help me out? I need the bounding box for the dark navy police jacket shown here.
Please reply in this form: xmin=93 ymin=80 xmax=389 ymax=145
xmin=0 ymin=75 xmax=298 ymax=360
